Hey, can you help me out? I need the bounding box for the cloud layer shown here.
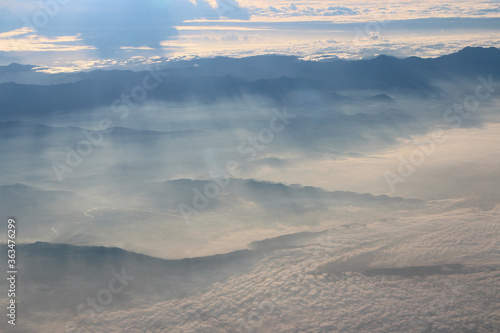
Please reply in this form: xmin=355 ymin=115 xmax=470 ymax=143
xmin=2 ymin=205 xmax=499 ymax=332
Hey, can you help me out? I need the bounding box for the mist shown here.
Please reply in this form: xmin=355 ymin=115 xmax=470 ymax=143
xmin=1 ymin=48 xmax=500 ymax=332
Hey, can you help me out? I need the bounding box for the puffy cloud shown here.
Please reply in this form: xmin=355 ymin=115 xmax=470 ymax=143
xmin=5 ymin=204 xmax=498 ymax=332
xmin=84 ymin=205 xmax=500 ymax=332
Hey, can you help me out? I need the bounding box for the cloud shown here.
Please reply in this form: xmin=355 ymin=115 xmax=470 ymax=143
xmin=325 ymin=6 xmax=357 ymax=16
xmin=215 ymin=0 xmax=251 ymax=19
xmin=4 ymin=204 xmax=499 ymax=332
xmin=243 ymin=1 xmax=500 ymax=21
xmin=0 ymin=26 xmax=33 ymax=38
xmin=90 ymin=205 xmax=500 ymax=332
xmin=0 ymin=0 xmax=250 ymax=55
xmin=0 ymin=28 xmax=93 ymax=52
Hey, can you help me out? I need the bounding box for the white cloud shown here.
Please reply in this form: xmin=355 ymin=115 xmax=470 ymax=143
xmin=0 ymin=28 xmax=95 ymax=52
xmin=0 ymin=27 xmax=33 ymax=38
xmin=22 ymin=204 xmax=500 ymax=332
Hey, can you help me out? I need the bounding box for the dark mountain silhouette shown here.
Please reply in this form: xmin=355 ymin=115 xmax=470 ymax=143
xmin=1 ymin=47 xmax=499 ymax=118
xmin=0 ymin=63 xmax=35 ymax=75
xmin=0 ymin=241 xmax=261 ymax=314
xmin=135 ymin=178 xmax=426 ymax=213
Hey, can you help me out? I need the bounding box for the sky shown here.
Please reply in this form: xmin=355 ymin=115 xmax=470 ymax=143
xmin=1 ymin=0 xmax=500 ymax=71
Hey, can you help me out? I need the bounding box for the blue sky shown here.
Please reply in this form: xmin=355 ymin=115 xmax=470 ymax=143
xmin=1 ymin=0 xmax=500 ymax=71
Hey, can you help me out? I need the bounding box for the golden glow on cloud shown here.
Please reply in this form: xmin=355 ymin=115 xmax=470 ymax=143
xmin=0 ymin=28 xmax=94 ymax=52
xmin=0 ymin=27 xmax=33 ymax=38
xmin=188 ymin=0 xmax=500 ymax=23
xmin=158 ymin=30 xmax=500 ymax=62
xmin=175 ymin=26 xmax=275 ymax=31
xmin=120 ymin=46 xmax=155 ymax=50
